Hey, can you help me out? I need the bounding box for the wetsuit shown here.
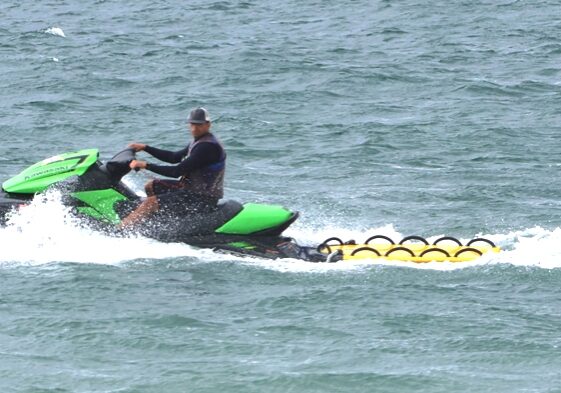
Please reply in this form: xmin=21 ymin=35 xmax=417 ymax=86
xmin=143 ymin=133 xmax=226 ymax=213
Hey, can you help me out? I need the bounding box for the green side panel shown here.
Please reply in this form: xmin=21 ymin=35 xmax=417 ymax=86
xmin=227 ymin=241 xmax=257 ymax=250
xmin=71 ymin=188 xmax=127 ymax=224
xmin=76 ymin=207 xmax=107 ymax=221
xmin=216 ymin=203 xmax=293 ymax=235
xmin=2 ymin=149 xmax=99 ymax=194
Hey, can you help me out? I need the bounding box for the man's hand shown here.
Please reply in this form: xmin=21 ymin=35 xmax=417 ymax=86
xmin=128 ymin=143 xmax=147 ymax=152
xmin=130 ymin=160 xmax=147 ymax=170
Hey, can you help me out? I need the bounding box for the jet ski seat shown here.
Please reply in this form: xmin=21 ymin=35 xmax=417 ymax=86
xmin=216 ymin=199 xmax=244 ymax=221
xmin=144 ymin=199 xmax=245 ymax=241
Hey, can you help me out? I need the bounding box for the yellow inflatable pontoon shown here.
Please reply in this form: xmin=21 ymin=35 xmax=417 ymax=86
xmin=317 ymin=235 xmax=500 ymax=263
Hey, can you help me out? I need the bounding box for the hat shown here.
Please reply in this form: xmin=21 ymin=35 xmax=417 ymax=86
xmin=188 ymin=107 xmax=211 ymax=124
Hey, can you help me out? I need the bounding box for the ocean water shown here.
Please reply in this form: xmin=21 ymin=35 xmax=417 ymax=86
xmin=2 ymin=1 xmax=561 ymax=391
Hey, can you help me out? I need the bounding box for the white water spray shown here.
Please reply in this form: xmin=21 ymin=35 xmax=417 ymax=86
xmin=0 ymin=190 xmax=204 ymax=266
xmin=44 ymin=27 xmax=66 ymax=38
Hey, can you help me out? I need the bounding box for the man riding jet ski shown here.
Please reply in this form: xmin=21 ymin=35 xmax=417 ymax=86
xmin=121 ymin=107 xmax=226 ymax=229
xmin=0 ymin=106 xmax=330 ymax=261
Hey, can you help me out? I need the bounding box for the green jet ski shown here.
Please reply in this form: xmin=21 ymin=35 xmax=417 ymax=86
xmin=0 ymin=148 xmax=331 ymax=262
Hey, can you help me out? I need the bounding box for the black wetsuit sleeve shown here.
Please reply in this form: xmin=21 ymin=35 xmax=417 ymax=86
xmin=144 ymin=145 xmax=190 ymax=164
xmin=145 ymin=142 xmax=222 ymax=178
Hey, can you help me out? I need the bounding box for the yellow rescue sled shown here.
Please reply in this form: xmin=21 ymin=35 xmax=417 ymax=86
xmin=317 ymin=235 xmax=500 ymax=263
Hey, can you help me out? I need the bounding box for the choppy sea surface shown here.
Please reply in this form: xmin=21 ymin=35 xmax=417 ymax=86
xmin=2 ymin=1 xmax=561 ymax=391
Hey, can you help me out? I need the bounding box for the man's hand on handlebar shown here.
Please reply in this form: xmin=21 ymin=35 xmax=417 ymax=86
xmin=130 ymin=160 xmax=147 ymax=170
xmin=128 ymin=143 xmax=147 ymax=152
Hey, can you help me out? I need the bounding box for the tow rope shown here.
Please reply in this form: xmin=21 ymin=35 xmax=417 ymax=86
xmin=316 ymin=235 xmax=500 ymax=263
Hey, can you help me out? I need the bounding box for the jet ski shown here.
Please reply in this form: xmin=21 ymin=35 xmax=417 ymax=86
xmin=0 ymin=148 xmax=329 ymax=262
xmin=0 ymin=148 xmax=500 ymax=264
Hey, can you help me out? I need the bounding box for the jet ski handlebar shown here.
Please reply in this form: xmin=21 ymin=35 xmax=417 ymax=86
xmin=100 ymin=147 xmax=137 ymax=181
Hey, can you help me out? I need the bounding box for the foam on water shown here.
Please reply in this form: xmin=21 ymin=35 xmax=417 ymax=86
xmin=44 ymin=27 xmax=66 ymax=38
xmin=1 ymin=191 xmax=560 ymax=271
xmin=0 ymin=191 xmax=204 ymax=266
xmin=494 ymin=226 xmax=561 ymax=269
